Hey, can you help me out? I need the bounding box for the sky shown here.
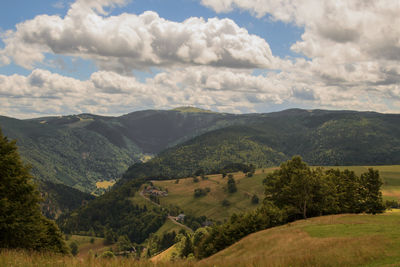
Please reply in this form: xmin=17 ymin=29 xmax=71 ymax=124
xmin=0 ymin=0 xmax=399 ymax=118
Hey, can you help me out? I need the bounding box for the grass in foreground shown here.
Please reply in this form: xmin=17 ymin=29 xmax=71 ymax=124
xmin=4 ymin=212 xmax=400 ymax=266
xmin=0 ymin=249 xmax=194 ymax=267
xmin=203 ymin=211 xmax=400 ymax=267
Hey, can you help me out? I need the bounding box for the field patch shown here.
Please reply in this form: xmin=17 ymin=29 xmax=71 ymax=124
xmin=95 ymin=180 xmax=116 ymax=189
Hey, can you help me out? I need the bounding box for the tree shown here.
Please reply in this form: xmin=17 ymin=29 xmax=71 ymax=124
xmin=227 ymin=177 xmax=237 ymax=193
xmin=104 ymin=228 xmax=115 ymax=245
xmin=70 ymin=241 xmax=79 ymax=256
xmin=360 ymin=168 xmax=385 ymax=214
xmin=0 ymin=129 xmax=67 ymax=253
xmin=251 ymin=194 xmax=259 ymax=204
xmin=117 ymin=235 xmax=133 ymax=252
xmin=264 ymin=156 xmax=326 ymax=219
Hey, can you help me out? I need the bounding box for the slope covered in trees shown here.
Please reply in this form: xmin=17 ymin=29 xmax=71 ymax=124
xmin=0 ymin=109 xmax=239 ymax=191
xmin=122 ymin=110 xmax=400 ymax=182
xmin=1 ymin=108 xmax=400 ymax=191
xmin=0 ymin=129 xmax=67 ymax=253
xmin=38 ymin=181 xmax=95 ymax=220
xmin=57 ymin=178 xmax=167 ymax=244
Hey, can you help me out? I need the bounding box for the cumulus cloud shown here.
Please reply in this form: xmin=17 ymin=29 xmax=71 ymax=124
xmin=1 ymin=66 xmax=398 ymax=119
xmin=202 ymin=0 xmax=400 ymax=105
xmin=1 ymin=0 xmax=399 ymax=117
xmin=0 ymin=0 xmax=277 ymax=71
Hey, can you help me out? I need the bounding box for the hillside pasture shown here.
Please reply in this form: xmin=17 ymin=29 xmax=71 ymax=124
xmin=152 ymin=169 xmax=271 ymax=222
xmin=203 ymin=212 xmax=400 ymax=266
xmin=152 ymin=165 xmax=400 ymax=222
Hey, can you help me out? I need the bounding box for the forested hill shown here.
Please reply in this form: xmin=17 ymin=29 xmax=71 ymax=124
xmin=0 ymin=108 xmax=240 ymax=191
xmin=1 ymin=108 xmax=400 ymax=191
xmin=122 ymin=109 xmax=400 ymax=181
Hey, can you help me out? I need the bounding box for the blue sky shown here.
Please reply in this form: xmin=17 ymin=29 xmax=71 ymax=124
xmin=0 ymin=0 xmax=399 ymax=118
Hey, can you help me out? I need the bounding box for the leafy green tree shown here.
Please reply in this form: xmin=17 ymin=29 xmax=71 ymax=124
xmin=179 ymin=234 xmax=193 ymax=258
xmin=264 ymin=156 xmax=330 ymax=219
xmin=0 ymin=129 xmax=67 ymax=253
xmin=227 ymin=177 xmax=237 ymax=193
xmin=104 ymin=228 xmax=115 ymax=245
xmin=70 ymin=241 xmax=79 ymax=256
xmin=117 ymin=235 xmax=132 ymax=252
xmin=360 ymin=168 xmax=385 ymax=214
xmin=251 ymin=194 xmax=259 ymax=204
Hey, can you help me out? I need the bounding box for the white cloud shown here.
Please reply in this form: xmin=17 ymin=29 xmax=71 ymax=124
xmin=201 ymin=0 xmax=400 ymax=109
xmin=0 ymin=0 xmax=277 ymax=72
xmin=1 ymin=0 xmax=399 ymax=117
xmin=1 ymin=67 xmax=398 ymax=119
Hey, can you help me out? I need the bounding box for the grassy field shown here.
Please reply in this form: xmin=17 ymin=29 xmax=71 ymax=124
xmin=152 ymin=165 xmax=400 ymax=222
xmin=202 ymin=211 xmax=400 ymax=266
xmin=152 ymin=169 xmax=271 ymax=222
xmin=66 ymin=235 xmax=111 ymax=258
xmin=0 ymin=249 xmax=194 ymax=267
xmin=95 ymin=180 xmax=116 ymax=189
xmin=5 ymin=212 xmax=400 ymax=266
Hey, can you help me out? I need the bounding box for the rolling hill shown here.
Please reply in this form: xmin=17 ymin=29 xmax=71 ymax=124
xmin=0 ymin=108 xmax=239 ymax=191
xmin=200 ymin=212 xmax=400 ymax=266
xmin=59 ymin=164 xmax=400 ymax=254
xmin=1 ymin=108 xmax=399 ymax=192
xmin=122 ymin=109 xmax=400 ymax=182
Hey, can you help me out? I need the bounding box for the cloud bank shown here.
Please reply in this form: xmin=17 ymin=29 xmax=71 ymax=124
xmin=0 ymin=0 xmax=399 ymax=118
xmin=0 ymin=0 xmax=276 ymax=72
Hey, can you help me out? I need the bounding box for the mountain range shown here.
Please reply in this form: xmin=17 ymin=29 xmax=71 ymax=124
xmin=1 ymin=107 xmax=400 ymax=192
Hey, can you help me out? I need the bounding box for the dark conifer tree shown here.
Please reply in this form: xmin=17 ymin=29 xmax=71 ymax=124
xmin=0 ymin=129 xmax=68 ymax=253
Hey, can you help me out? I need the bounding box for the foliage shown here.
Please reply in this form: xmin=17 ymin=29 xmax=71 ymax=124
xmin=181 ymin=215 xmax=210 ymax=231
xmin=121 ymin=110 xmax=400 ymax=184
xmin=251 ymin=194 xmax=259 ymax=204
xmin=220 ymin=163 xmax=255 ymax=174
xmin=360 ymin=168 xmax=385 ymax=214
xmin=221 ymin=199 xmax=230 ymax=207
xmin=58 ymin=179 xmax=167 ymax=244
xmin=194 ymin=188 xmax=210 ymax=198
xmin=146 ymin=231 xmax=177 ymax=256
xmin=69 ymin=242 xmax=78 ymax=256
xmin=193 ymin=156 xmax=385 ymax=259
xmin=195 ymin=203 xmax=287 ymax=258
xmin=265 ymin=157 xmax=385 ymax=219
xmin=0 ymin=109 xmax=241 ymax=192
xmin=39 ymin=181 xmax=95 ymax=220
xmin=0 ymin=129 xmax=68 ymax=253
xmin=227 ymin=177 xmax=237 ymax=193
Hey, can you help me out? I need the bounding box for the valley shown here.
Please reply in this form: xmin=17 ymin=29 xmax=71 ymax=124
xmin=1 ymin=108 xmax=400 ymax=266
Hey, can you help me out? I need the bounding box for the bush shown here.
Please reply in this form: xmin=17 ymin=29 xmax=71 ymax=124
xmin=251 ymin=194 xmax=259 ymax=204
xmin=101 ymin=251 xmax=115 ymax=258
xmin=222 ymin=199 xmax=230 ymax=206
xmin=227 ymin=177 xmax=237 ymax=193
xmin=69 ymin=242 xmax=78 ymax=256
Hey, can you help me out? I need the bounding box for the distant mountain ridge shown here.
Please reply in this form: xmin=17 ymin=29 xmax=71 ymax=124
xmin=0 ymin=108 xmax=240 ymax=191
xmin=1 ymin=108 xmax=400 ymax=191
xmin=122 ymin=108 xmax=400 ymax=181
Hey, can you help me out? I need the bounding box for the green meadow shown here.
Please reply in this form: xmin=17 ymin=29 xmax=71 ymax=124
xmin=152 ymin=165 xmax=400 ymax=222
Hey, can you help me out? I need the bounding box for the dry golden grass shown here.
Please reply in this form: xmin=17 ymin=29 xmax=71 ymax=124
xmin=0 ymin=249 xmax=194 ymax=267
xmin=202 ymin=214 xmax=394 ymax=267
xmin=95 ymin=180 xmax=115 ymax=189
xmin=3 ymin=213 xmax=400 ymax=266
